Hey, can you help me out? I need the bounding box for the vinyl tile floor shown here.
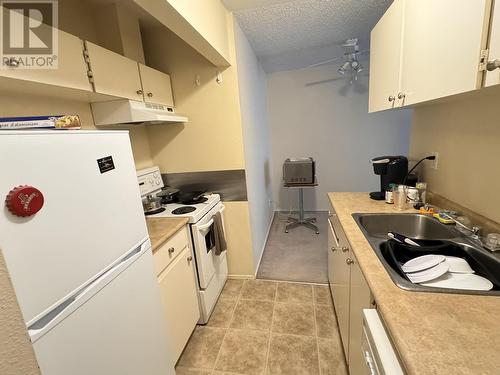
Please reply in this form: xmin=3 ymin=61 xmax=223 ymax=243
xmin=176 ymin=279 xmax=348 ymax=375
xmin=257 ymin=212 xmax=329 ymax=284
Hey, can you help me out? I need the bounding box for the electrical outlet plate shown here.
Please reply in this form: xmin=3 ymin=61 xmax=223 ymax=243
xmin=431 ymin=152 xmax=439 ymax=170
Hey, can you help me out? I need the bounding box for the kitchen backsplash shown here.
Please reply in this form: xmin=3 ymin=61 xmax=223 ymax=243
xmin=409 ymin=86 xmax=500 ymax=223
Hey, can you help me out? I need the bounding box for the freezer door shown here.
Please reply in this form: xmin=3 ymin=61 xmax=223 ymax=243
xmin=0 ymin=131 xmax=148 ymax=323
xmin=32 ymin=245 xmax=174 ymax=375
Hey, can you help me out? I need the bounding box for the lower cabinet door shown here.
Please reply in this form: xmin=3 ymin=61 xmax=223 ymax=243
xmin=158 ymin=247 xmax=200 ymax=365
xmin=327 ymin=216 xmax=350 ymax=357
xmin=348 ymin=255 xmax=372 ymax=375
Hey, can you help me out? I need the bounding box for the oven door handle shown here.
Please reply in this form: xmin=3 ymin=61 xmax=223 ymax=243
xmin=197 ymin=219 xmax=214 ymax=233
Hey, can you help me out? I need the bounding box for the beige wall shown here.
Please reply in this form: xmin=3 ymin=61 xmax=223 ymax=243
xmin=0 ymin=250 xmax=40 ymax=375
xmin=142 ymin=15 xmax=256 ymax=276
xmin=223 ymin=202 xmax=255 ymax=277
xmin=142 ymin=15 xmax=246 ymax=173
xmin=0 ymin=92 xmax=154 ymax=169
xmin=409 ymin=87 xmax=500 ymax=223
xmin=268 ymin=62 xmax=412 ymax=210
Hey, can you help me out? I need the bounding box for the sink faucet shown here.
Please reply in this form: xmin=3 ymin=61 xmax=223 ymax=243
xmin=439 ymin=211 xmax=481 ymax=239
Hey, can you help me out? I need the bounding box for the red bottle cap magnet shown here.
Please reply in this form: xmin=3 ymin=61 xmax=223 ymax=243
xmin=5 ymin=186 xmax=44 ymax=217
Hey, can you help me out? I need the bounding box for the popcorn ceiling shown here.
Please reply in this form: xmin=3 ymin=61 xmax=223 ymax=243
xmin=226 ymin=0 xmax=391 ymax=58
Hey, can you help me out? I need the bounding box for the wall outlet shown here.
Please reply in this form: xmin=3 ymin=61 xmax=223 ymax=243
xmin=431 ymin=152 xmax=439 ymax=170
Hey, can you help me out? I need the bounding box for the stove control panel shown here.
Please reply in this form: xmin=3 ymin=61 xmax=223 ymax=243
xmin=137 ymin=166 xmax=164 ymax=197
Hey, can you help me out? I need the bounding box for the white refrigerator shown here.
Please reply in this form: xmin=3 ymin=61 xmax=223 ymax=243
xmin=0 ymin=131 xmax=174 ymax=374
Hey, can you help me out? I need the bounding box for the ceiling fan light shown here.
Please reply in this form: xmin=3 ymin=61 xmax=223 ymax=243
xmin=338 ymin=61 xmax=350 ymax=75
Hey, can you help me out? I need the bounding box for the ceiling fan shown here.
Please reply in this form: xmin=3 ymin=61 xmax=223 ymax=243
xmin=306 ymin=38 xmax=369 ymax=84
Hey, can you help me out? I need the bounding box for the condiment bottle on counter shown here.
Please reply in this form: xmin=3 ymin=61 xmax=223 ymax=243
xmin=385 ymin=183 xmax=396 ymax=204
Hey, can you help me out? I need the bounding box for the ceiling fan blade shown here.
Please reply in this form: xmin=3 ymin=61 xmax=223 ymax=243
xmin=305 ymin=49 xmax=371 ymax=69
xmin=305 ymin=77 xmax=345 ymax=86
xmin=305 ymin=72 xmax=369 ymax=86
xmin=305 ymin=56 xmax=345 ymax=69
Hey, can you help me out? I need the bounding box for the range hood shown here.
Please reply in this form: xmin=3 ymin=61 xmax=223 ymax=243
xmin=91 ymin=100 xmax=188 ymax=126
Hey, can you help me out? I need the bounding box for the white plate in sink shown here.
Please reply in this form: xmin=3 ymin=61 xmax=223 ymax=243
xmin=406 ymin=261 xmax=449 ymax=283
xmin=420 ymin=273 xmax=493 ymax=291
xmin=402 ymin=255 xmax=446 ymax=273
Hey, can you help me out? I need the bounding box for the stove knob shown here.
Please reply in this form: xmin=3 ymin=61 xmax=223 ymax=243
xmin=156 ymin=180 xmax=161 ymax=185
xmin=5 ymin=185 xmax=44 ymax=217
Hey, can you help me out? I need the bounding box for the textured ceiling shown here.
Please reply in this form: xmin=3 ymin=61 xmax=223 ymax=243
xmin=223 ymin=0 xmax=392 ymax=72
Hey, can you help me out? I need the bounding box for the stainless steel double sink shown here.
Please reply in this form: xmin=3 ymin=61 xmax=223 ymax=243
xmin=352 ymin=213 xmax=500 ymax=295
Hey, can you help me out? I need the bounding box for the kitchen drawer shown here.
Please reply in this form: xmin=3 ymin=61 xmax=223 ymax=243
xmin=154 ymin=226 xmax=189 ymax=276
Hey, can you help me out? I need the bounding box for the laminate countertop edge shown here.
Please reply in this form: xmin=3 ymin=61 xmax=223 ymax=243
xmin=328 ymin=192 xmax=500 ymax=375
xmin=146 ymin=217 xmax=189 ymax=253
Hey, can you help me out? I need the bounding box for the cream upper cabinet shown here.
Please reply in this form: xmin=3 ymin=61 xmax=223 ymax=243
xmin=400 ymin=0 xmax=491 ymax=105
xmin=369 ymin=0 xmax=404 ymax=112
xmin=348 ymin=255 xmax=372 ymax=375
xmin=485 ymin=1 xmax=500 ymax=87
xmin=85 ymin=41 xmax=144 ymax=101
xmin=327 ymin=215 xmax=350 ymax=356
xmin=0 ymin=29 xmax=92 ymax=92
xmin=138 ymin=63 xmax=174 ymax=107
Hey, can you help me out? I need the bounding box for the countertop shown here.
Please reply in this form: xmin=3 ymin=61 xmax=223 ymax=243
xmin=146 ymin=217 xmax=189 ymax=252
xmin=328 ymin=192 xmax=500 ymax=375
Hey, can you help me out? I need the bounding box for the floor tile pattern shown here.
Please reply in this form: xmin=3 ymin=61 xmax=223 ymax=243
xmin=176 ymin=281 xmax=348 ymax=375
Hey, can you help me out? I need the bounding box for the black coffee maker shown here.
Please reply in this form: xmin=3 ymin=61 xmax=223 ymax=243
xmin=370 ymin=156 xmax=408 ymax=200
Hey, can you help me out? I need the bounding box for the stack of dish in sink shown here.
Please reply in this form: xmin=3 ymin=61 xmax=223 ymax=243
xmin=402 ymin=255 xmax=493 ymax=291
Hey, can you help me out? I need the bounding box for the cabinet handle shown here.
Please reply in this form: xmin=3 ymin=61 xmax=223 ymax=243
xmin=397 ymin=92 xmax=405 ymax=100
xmin=346 ymin=258 xmax=354 ymax=265
xmin=331 ymin=247 xmax=336 ymax=252
xmin=168 ymin=247 xmax=175 ymax=254
xmin=487 ymin=59 xmax=500 ymax=71
xmin=147 ymin=92 xmax=153 ymax=97
xmin=187 ymin=256 xmax=193 ymax=262
xmin=136 ymin=89 xmax=143 ymax=95
xmin=341 ymin=246 xmax=349 ymax=253
xmin=388 ymin=95 xmax=395 ymax=102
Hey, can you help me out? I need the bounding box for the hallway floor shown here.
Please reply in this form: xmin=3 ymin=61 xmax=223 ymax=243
xmin=176 ymin=279 xmax=347 ymax=375
xmin=257 ymin=212 xmax=328 ymax=284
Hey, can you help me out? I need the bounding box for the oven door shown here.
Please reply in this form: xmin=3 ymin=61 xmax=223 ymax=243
xmin=191 ymin=202 xmax=226 ymax=289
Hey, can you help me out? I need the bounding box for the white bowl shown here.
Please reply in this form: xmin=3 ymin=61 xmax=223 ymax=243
xmin=443 ymin=256 xmax=474 ymax=273
xmin=406 ymin=261 xmax=449 ymax=283
xmin=402 ymin=254 xmax=445 ymax=273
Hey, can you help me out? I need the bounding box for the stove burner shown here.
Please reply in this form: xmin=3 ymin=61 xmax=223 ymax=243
xmin=144 ymin=207 xmax=166 ymax=216
xmin=172 ymin=206 xmax=197 ymax=215
xmin=181 ymin=196 xmax=208 ymax=205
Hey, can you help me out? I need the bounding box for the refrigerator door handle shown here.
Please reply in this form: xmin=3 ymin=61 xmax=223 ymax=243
xmin=27 ymin=238 xmax=151 ymax=343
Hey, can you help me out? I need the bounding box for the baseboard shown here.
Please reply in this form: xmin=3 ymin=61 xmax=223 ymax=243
xmin=228 ymin=274 xmax=255 ymax=280
xmin=254 ymin=210 xmax=275 ymax=278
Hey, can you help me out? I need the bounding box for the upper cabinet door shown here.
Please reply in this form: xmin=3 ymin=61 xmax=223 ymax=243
xmin=85 ymin=41 xmax=144 ymax=101
xmin=400 ymin=0 xmax=492 ymax=105
xmin=138 ymin=64 xmax=174 ymax=107
xmin=485 ymin=1 xmax=500 ymax=87
xmin=369 ymin=0 xmax=404 ymax=113
xmin=0 ymin=29 xmax=91 ymax=92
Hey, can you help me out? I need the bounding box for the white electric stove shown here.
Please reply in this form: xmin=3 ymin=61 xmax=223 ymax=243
xmin=147 ymin=193 xmax=221 ymax=223
xmin=137 ymin=166 xmax=228 ymax=324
